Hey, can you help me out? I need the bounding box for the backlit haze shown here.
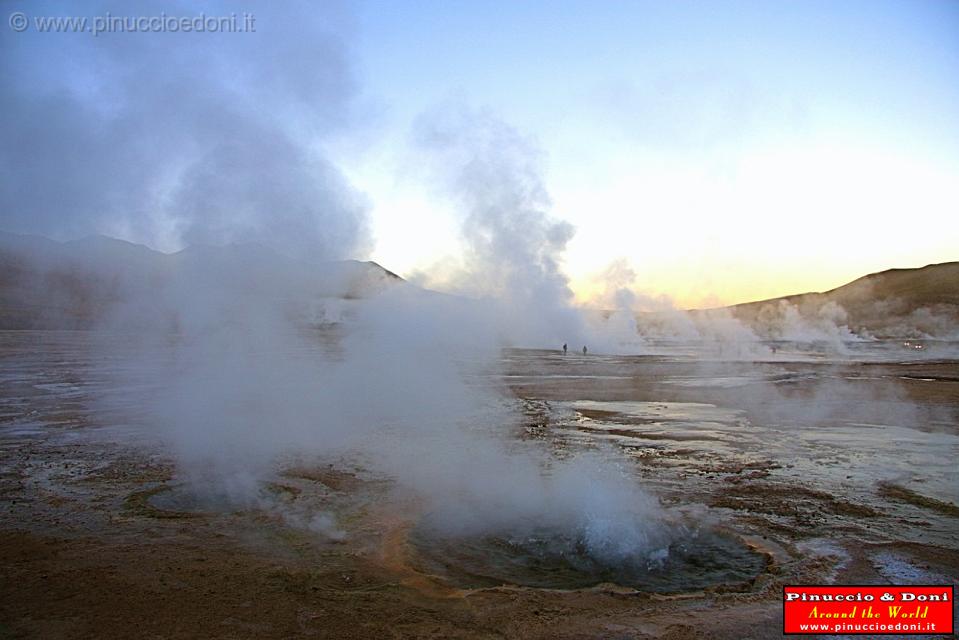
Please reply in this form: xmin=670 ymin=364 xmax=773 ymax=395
xmin=3 ymin=0 xmax=957 ymax=309
xmin=348 ymin=0 xmax=959 ymax=308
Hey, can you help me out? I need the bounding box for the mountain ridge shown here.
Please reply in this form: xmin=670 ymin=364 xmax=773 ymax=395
xmin=0 ymin=232 xmax=402 ymax=329
xmin=716 ymin=261 xmax=959 ymax=338
xmin=1 ymin=232 xmax=955 ymax=337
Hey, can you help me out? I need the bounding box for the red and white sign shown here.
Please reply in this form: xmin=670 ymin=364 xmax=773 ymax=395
xmin=783 ymin=585 xmax=954 ymax=635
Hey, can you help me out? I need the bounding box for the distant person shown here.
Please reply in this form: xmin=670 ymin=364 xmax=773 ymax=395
xmin=562 ymin=343 xmax=567 ymax=355
xmin=582 ymin=345 xmax=588 ymax=355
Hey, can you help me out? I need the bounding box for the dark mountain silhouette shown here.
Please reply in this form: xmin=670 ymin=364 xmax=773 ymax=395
xmin=0 ymin=232 xmax=401 ymax=329
xmin=1 ymin=232 xmax=955 ymax=337
xmin=724 ymin=262 xmax=959 ymax=338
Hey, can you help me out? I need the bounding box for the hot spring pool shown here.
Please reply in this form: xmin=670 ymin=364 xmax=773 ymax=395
xmin=409 ymin=521 xmax=768 ymax=592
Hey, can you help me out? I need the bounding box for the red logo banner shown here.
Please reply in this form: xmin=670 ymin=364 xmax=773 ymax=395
xmin=783 ymin=585 xmax=954 ymax=635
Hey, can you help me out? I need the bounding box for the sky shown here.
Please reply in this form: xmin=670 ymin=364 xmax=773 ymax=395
xmin=2 ymin=1 xmax=958 ymax=308
xmin=344 ymin=0 xmax=959 ymax=307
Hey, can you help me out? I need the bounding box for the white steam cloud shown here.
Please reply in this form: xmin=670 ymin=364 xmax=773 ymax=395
xmin=410 ymin=104 xmax=585 ymax=348
xmin=2 ymin=7 xmax=669 ymax=560
xmin=5 ymin=2 xmax=950 ymax=580
xmin=0 ymin=1 xmax=369 ymax=261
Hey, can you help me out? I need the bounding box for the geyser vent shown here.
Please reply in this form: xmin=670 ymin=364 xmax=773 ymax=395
xmin=409 ymin=521 xmax=767 ymax=592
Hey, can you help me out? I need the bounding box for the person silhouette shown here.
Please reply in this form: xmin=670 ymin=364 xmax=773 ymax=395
xmin=562 ymin=343 xmax=567 ymax=355
xmin=582 ymin=345 xmax=588 ymax=355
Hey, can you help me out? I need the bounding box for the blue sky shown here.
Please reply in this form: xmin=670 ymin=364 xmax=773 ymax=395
xmin=345 ymin=0 xmax=959 ymax=305
xmin=2 ymin=1 xmax=957 ymax=307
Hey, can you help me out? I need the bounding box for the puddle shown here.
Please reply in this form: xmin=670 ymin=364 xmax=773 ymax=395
xmin=409 ymin=520 xmax=767 ymax=592
xmin=126 ymin=484 xmax=247 ymax=518
xmin=571 ymin=401 xmax=744 ymax=425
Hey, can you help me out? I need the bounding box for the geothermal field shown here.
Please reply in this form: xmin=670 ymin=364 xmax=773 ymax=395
xmin=0 ymin=318 xmax=957 ymax=638
xmin=2 ymin=2 xmax=958 ymax=638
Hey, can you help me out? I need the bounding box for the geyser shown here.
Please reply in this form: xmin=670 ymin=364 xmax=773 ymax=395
xmin=409 ymin=518 xmax=768 ymax=592
xmin=396 ymin=452 xmax=758 ymax=593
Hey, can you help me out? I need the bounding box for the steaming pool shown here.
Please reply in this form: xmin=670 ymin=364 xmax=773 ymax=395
xmin=1 ymin=332 xmax=958 ymax=638
xmin=409 ymin=519 xmax=769 ymax=592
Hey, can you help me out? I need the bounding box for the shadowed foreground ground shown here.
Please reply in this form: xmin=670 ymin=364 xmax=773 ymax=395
xmin=1 ymin=333 xmax=957 ymax=638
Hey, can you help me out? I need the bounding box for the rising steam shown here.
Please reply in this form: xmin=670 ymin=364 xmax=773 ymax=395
xmin=1 ymin=1 xmax=370 ymax=261
xmin=410 ymin=104 xmax=586 ymax=348
xmin=4 ymin=3 xmax=950 ymax=577
xmin=2 ymin=1 xmax=669 ymax=560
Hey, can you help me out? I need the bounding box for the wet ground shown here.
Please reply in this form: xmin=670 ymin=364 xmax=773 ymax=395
xmin=1 ymin=331 xmax=957 ymax=638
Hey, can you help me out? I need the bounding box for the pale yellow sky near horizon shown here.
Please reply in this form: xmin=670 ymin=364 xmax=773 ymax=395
xmin=346 ymin=3 xmax=959 ymax=311
xmin=4 ymin=0 xmax=957 ymax=305
xmin=355 ymin=133 xmax=959 ymax=310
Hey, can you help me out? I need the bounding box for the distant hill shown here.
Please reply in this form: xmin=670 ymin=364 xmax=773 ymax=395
xmin=0 ymin=232 xmax=402 ymax=330
xmin=724 ymin=262 xmax=959 ymax=338
xmin=2 ymin=232 xmax=955 ymax=338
